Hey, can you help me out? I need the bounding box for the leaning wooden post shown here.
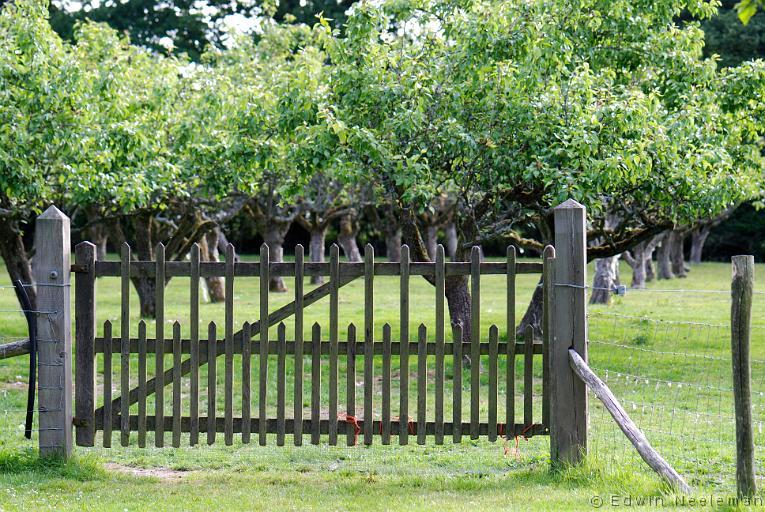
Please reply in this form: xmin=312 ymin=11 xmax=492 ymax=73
xmin=34 ymin=206 xmax=73 ymax=458
xmin=550 ymin=199 xmax=588 ymax=467
xmin=731 ymin=255 xmax=756 ymax=498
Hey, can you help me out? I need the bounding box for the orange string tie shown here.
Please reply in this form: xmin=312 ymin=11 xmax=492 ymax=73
xmin=341 ymin=414 xmax=361 ymax=446
xmin=513 ymin=424 xmax=539 ymax=460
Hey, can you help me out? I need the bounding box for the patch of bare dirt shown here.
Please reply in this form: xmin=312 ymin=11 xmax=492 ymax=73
xmin=104 ymin=463 xmax=190 ymax=481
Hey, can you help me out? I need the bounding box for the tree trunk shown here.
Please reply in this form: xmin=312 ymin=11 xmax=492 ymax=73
xmin=645 ymin=254 xmax=655 ymax=282
xmin=656 ymin=235 xmax=674 ymax=280
xmin=131 ymin=275 xmax=157 ymax=318
xmin=445 ymin=276 xmax=471 ymax=345
xmin=445 ymin=222 xmax=458 ymax=260
xmin=385 ymin=228 xmax=401 ymax=263
xmin=518 ymin=279 xmax=543 ymax=339
xmin=590 ymin=256 xmax=620 ymax=304
xmin=337 ymin=214 xmax=362 ymax=262
xmin=669 ymin=229 xmax=687 ymax=278
xmin=690 ymin=226 xmax=710 ymax=265
xmin=426 ymin=225 xmax=438 ymax=260
xmin=86 ymin=223 xmax=108 ymax=261
xmin=0 ymin=220 xmax=36 ymax=309
xmin=262 ymin=227 xmax=288 ymax=292
xmin=309 ymin=227 xmax=326 ymax=285
xmin=131 ymin=213 xmax=158 ymax=318
xmin=629 ymin=244 xmax=647 ymax=289
xmin=200 ymin=231 xmax=225 ymax=302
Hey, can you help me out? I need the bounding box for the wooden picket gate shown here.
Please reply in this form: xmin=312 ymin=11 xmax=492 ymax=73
xmin=73 ymin=240 xmax=552 ymax=447
xmin=34 ymin=200 xmax=586 ymax=463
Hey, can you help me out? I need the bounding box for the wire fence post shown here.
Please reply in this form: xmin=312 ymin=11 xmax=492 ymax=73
xmin=550 ymin=199 xmax=588 ymax=467
xmin=731 ymin=255 xmax=755 ymax=498
xmin=34 ymin=206 xmax=73 ymax=458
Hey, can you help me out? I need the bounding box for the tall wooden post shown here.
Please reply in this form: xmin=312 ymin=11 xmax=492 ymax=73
xmin=34 ymin=206 xmax=73 ymax=458
xmin=74 ymin=242 xmax=96 ymax=446
xmin=731 ymin=255 xmax=756 ymax=498
xmin=550 ymin=199 xmax=588 ymax=467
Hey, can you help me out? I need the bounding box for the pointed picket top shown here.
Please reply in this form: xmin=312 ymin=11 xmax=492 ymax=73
xmin=383 ymin=322 xmax=391 ymax=333
xmin=278 ymin=321 xmax=286 ymax=333
xmin=155 ymin=242 xmax=165 ymax=253
xmin=507 ymin=245 xmax=516 ymax=258
xmin=173 ymin=320 xmax=181 ymax=330
xmin=39 ymin=205 xmax=68 ymax=220
xmin=331 ymin=243 xmax=340 ymax=256
xmin=489 ymin=324 xmax=498 ymax=336
xmin=138 ymin=319 xmax=146 ymax=330
xmin=295 ymin=243 xmax=304 ymax=253
xmin=419 ymin=323 xmax=427 ymax=334
xmin=555 ymin=198 xmax=585 ymax=210
xmin=260 ymin=242 xmax=269 ymax=254
xmin=347 ymin=322 xmax=356 ymax=335
xmin=543 ymin=245 xmax=556 ymax=258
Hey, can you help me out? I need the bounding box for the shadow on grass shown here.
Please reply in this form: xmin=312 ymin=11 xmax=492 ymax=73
xmin=0 ymin=448 xmax=105 ymax=481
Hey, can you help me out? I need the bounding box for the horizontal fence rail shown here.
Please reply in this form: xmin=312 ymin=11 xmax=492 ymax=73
xmin=81 ymin=261 xmax=544 ymax=278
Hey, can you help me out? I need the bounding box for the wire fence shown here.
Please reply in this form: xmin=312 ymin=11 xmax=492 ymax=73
xmin=587 ymin=290 xmax=765 ymax=494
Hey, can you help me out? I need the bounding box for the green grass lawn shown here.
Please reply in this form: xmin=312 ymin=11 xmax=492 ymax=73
xmin=0 ymin=256 xmax=764 ymax=511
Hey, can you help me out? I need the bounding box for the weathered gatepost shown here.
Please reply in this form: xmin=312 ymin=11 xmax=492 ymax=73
xmin=34 ymin=206 xmax=73 ymax=458
xmin=549 ymin=199 xmax=588 ymax=467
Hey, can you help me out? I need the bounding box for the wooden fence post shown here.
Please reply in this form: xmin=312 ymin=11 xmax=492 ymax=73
xmin=74 ymin=242 xmax=96 ymax=446
xmin=34 ymin=206 xmax=73 ymax=458
xmin=731 ymin=255 xmax=756 ymax=498
xmin=550 ymin=199 xmax=588 ymax=467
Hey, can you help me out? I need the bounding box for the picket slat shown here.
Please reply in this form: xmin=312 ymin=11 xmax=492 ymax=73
xmin=435 ymin=245 xmax=445 ymax=445
xmin=417 ymin=324 xmax=427 ymax=445
xmin=103 ymin=321 xmax=112 ymax=448
xmin=524 ymin=325 xmax=534 ymax=427
xmin=207 ymin=322 xmax=217 ymax=445
xmin=311 ymin=322 xmax=321 ymax=445
xmin=542 ymin=246 xmax=555 ymax=428
xmin=225 ymin=244 xmax=235 ymax=446
xmin=120 ymin=322 xmax=130 ymax=446
xmin=470 ymin=246 xmax=480 ymax=440
xmin=242 ymin=322 xmax=251 ymax=444
xmin=488 ymin=325 xmax=498 ymax=442
xmin=137 ymin=321 xmax=147 ymax=447
xmin=120 ymin=243 xmax=130 ymax=447
xmin=364 ymin=244 xmax=374 ymax=445
xmin=155 ymin=243 xmax=165 ymax=447
xmin=346 ymin=324 xmax=357 ymax=446
xmin=172 ymin=322 xmax=182 ymax=448
xmin=452 ymin=324 xmax=462 ymax=444
xmin=277 ymin=323 xmax=287 ymax=446
xmin=506 ymin=246 xmax=516 ymax=439
xmin=399 ymin=245 xmax=410 ymax=445
xmin=259 ymin=243 xmax=269 ymax=446
xmin=329 ymin=245 xmax=340 ymax=445
xmin=294 ymin=245 xmax=304 ymax=446
xmin=381 ymin=324 xmax=391 ymax=445
xmin=190 ymin=244 xmax=200 ymax=446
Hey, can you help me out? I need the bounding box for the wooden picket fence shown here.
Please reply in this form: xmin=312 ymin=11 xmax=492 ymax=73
xmin=32 ymin=200 xmax=587 ymax=464
xmin=74 ymin=242 xmax=554 ymax=447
